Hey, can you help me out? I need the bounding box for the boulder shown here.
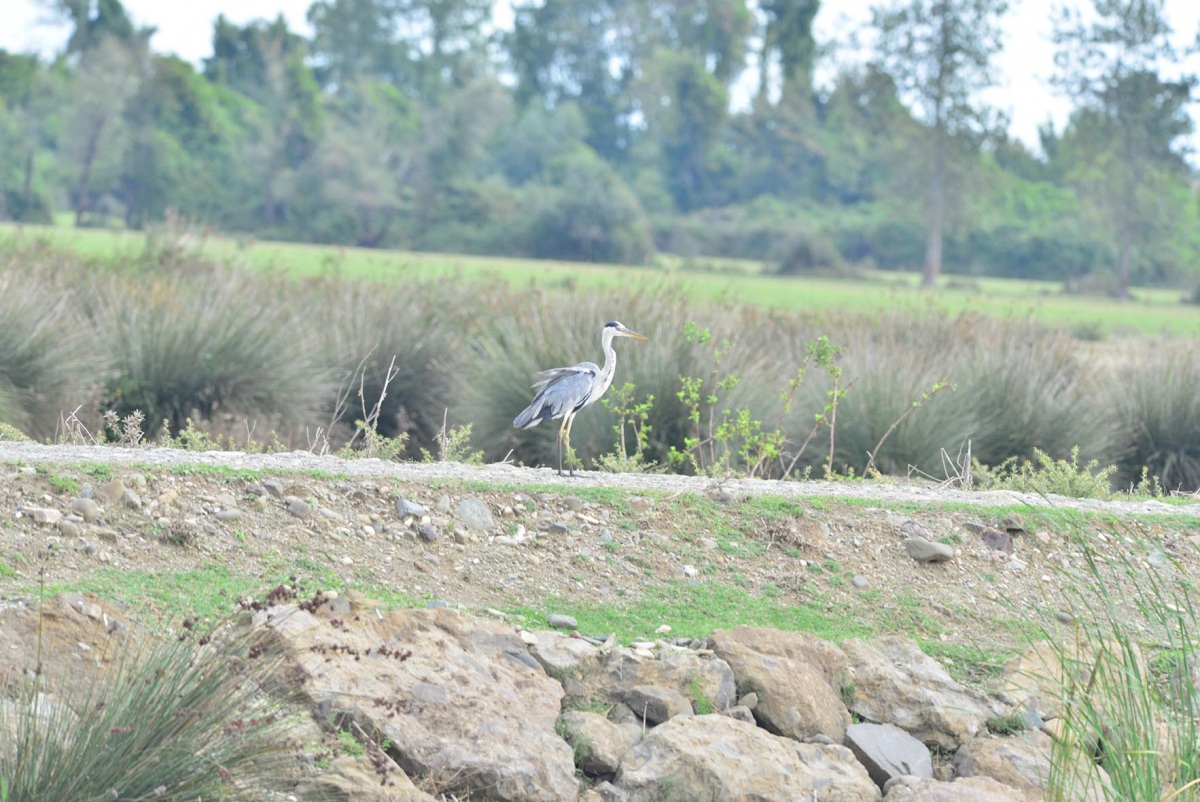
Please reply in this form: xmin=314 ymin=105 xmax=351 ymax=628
xmin=883 ymin=775 xmax=1026 ymax=801
xmin=845 ymin=722 xmax=933 ymax=790
xmin=571 ymin=641 xmax=736 ymax=715
xmin=624 ymin=685 xmax=694 ymax=725
xmin=953 ymin=732 xmax=1054 ymax=798
xmin=709 ymin=626 xmax=851 ymax=742
xmin=842 ymin=636 xmax=992 ymax=749
xmin=293 ymin=755 xmax=435 ymax=801
xmin=615 ymin=714 xmax=880 ymax=801
xmin=559 ymin=711 xmax=637 ymax=775
xmin=255 ymin=597 xmax=577 ymax=802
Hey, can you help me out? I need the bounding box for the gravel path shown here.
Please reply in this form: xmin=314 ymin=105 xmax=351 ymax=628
xmin=1 ymin=440 xmax=1194 ymax=518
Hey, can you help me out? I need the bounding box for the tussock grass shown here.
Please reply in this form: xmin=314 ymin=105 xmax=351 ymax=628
xmin=0 ymin=245 xmax=88 ymax=438
xmin=1038 ymin=534 xmax=1200 ymax=801
xmin=1110 ymin=341 xmax=1200 ymax=492
xmin=85 ymin=261 xmax=325 ymax=438
xmin=0 ymin=615 xmax=297 ymax=801
xmin=3 ymin=239 xmax=1199 ymax=488
xmin=305 ymin=277 xmax=474 ymax=454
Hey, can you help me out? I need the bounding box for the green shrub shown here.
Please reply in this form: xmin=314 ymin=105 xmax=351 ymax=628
xmin=975 ymin=446 xmax=1117 ymax=499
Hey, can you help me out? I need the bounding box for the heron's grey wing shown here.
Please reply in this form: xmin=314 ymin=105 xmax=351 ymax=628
xmin=514 ymin=363 xmax=599 ymax=429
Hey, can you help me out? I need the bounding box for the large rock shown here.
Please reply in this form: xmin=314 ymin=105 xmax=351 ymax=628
xmin=998 ymin=638 xmax=1147 ymax=721
xmin=953 ymin=732 xmax=1055 ymax=799
xmin=845 ymin=722 xmax=933 ymax=790
xmin=614 ymin=715 xmax=880 ymax=802
xmin=625 ymin=685 xmax=694 ymax=725
xmin=293 ymin=755 xmax=435 ymax=801
xmin=709 ymin=626 xmax=851 ymax=742
xmin=255 ymin=595 xmax=577 ymax=802
xmin=569 ymin=640 xmax=736 ymax=716
xmin=842 ymin=636 xmax=993 ymax=749
xmin=559 ymin=711 xmax=637 ymax=775
xmin=883 ymin=776 xmax=1027 ymax=801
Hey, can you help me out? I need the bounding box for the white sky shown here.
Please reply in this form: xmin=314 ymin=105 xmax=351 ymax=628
xmin=2 ymin=0 xmax=1199 ymax=157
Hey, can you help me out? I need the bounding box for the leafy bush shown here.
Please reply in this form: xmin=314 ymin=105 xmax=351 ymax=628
xmin=974 ymin=446 xmax=1117 ymax=499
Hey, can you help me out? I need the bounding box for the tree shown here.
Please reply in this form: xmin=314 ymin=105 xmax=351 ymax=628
xmin=39 ymin=0 xmax=145 ymax=53
xmin=205 ymin=15 xmax=322 ymax=228
xmin=872 ymin=0 xmax=1009 ymax=288
xmin=314 ymin=80 xmax=420 ymax=246
xmin=508 ymin=0 xmax=640 ymax=161
xmin=1052 ymin=0 xmax=1196 ymax=298
xmin=757 ymin=0 xmax=820 ymax=99
xmin=59 ymin=36 xmax=141 ymax=226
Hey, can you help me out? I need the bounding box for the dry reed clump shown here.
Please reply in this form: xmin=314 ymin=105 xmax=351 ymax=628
xmin=0 ymin=610 xmax=300 ymax=801
xmin=82 ymin=261 xmax=326 ymax=439
xmin=457 ymin=280 xmax=782 ymax=470
xmin=300 ymin=276 xmax=476 ymax=456
xmin=0 ymin=244 xmax=90 ymax=439
xmin=1107 ymin=340 xmax=1200 ymax=492
xmin=770 ymin=311 xmax=1122 ymax=479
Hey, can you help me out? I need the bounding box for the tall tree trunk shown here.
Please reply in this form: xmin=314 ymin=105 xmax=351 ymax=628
xmin=20 ymin=149 xmax=34 ymax=222
xmin=1115 ymin=228 xmax=1133 ymax=300
xmin=75 ymin=119 xmax=107 ymax=227
xmin=921 ymin=136 xmax=945 ymax=289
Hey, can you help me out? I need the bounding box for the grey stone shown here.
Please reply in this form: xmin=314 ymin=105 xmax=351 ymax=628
xmin=884 ymin=776 xmax=1027 ymax=801
xmin=120 ymin=489 xmax=142 ymax=509
xmin=844 ymin=722 xmax=934 ymax=790
xmin=214 ymin=509 xmax=243 ymax=521
xmin=981 ymin=528 xmax=1013 ymax=553
xmin=614 ymin=715 xmax=878 ymax=802
xmin=261 ymin=479 xmax=285 ymax=498
xmin=548 ymin=614 xmax=578 ymax=630
xmin=24 ymin=506 xmax=62 ymax=525
xmin=71 ymin=498 xmax=101 ymax=523
xmin=852 ymin=574 xmax=871 ymax=589
xmin=418 ymin=524 xmax=439 ymax=542
xmin=737 ymin=691 xmax=759 ymax=710
xmin=285 ymin=497 xmax=311 ymax=519
xmin=547 ymin=522 xmax=570 ymax=535
xmin=843 ymin=636 xmax=991 ymax=749
xmin=904 ymin=536 xmax=953 ymax=563
xmin=1000 ymin=515 xmax=1027 ymax=535
xmin=559 ymin=710 xmax=636 ymax=775
xmin=397 ymin=498 xmax=426 ymax=518
xmin=724 ymin=705 xmax=755 ymax=724
xmin=564 ymin=496 xmax=585 ymax=511
xmin=455 ymin=497 xmax=495 ymax=531
xmin=625 ymin=685 xmax=694 ymax=726
xmin=58 ymin=520 xmax=81 ymax=538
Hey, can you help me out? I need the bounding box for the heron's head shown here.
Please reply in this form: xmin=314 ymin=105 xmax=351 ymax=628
xmin=605 ymin=321 xmax=647 ymax=341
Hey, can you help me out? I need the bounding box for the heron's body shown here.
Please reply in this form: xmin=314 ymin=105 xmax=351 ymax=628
xmin=514 ymin=321 xmax=646 ymax=476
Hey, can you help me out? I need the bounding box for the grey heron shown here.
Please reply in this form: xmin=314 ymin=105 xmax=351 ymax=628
xmin=513 ymin=320 xmax=647 ymax=476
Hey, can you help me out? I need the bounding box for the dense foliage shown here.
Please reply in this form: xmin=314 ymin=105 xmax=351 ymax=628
xmin=1 ymin=0 xmax=1197 ymax=285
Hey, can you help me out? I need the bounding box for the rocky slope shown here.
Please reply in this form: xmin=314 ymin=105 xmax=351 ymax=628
xmin=2 ymin=441 xmax=1198 ymax=800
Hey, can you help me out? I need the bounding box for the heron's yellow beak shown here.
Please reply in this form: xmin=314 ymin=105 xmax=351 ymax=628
xmin=627 ymin=331 xmax=647 ymax=340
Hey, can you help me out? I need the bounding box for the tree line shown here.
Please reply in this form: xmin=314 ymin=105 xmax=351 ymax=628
xmin=0 ymin=0 xmax=1197 ymax=292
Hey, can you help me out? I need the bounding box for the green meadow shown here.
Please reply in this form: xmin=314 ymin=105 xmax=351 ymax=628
xmin=4 ymin=221 xmax=1198 ymax=337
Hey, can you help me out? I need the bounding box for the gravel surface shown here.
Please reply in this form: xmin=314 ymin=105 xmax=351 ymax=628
xmin=1 ymin=440 xmax=1194 ymax=517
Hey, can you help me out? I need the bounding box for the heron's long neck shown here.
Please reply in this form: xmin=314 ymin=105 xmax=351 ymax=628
xmin=599 ymin=328 xmax=618 ymax=386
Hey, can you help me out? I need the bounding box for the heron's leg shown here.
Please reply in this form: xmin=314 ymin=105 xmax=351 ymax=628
xmin=556 ymin=414 xmax=569 ymax=476
xmin=564 ymin=412 xmax=578 ymax=477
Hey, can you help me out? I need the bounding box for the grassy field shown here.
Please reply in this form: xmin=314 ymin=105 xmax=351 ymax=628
xmin=4 ymin=220 xmax=1199 ymax=336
